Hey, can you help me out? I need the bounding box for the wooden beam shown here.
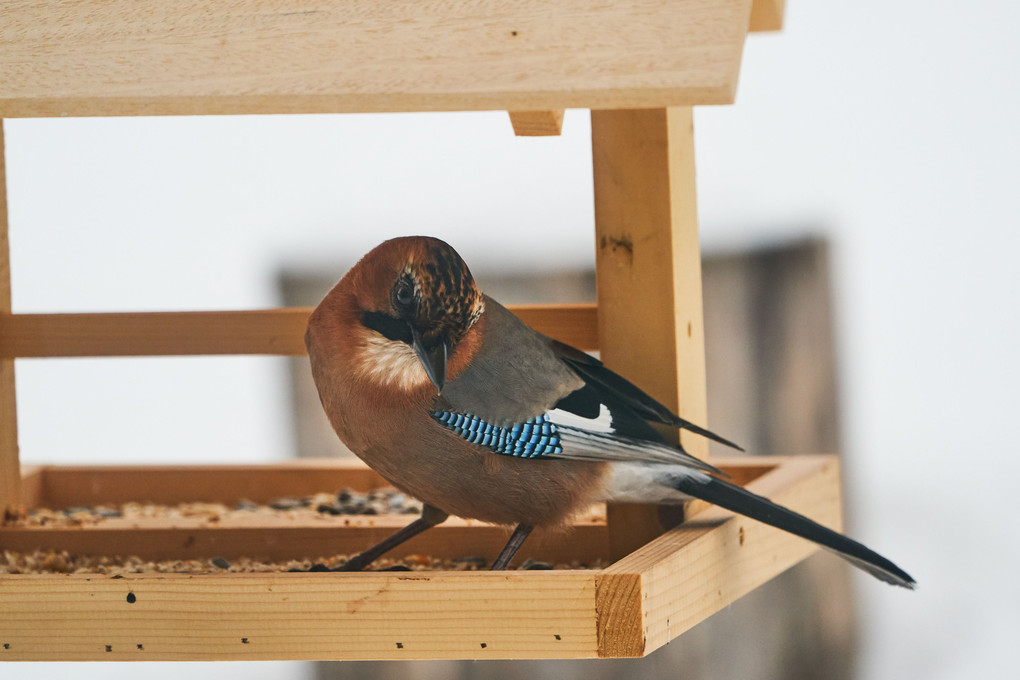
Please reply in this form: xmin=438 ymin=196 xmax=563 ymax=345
xmin=37 ymin=461 xmax=390 ymax=507
xmin=591 ymin=108 xmax=709 ymax=561
xmin=0 ymin=571 xmax=600 ymax=660
xmin=0 ymin=1 xmax=753 ymax=118
xmin=749 ymin=0 xmax=786 ymax=32
xmin=0 ymin=303 xmax=598 ymax=358
xmin=508 ymin=111 xmax=565 ymax=136
xmin=0 ymin=119 xmax=21 ymax=520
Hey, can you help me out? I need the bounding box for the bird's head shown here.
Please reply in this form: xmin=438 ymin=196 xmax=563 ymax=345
xmin=309 ymin=236 xmax=484 ymax=395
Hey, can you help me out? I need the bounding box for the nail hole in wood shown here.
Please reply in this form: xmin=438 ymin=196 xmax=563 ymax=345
xmin=105 ymin=645 xmax=112 ymax=652
xmin=480 ymin=643 xmax=487 ymax=649
xmin=126 ymin=592 xmax=136 ymax=603
xmin=137 ymin=644 xmax=144 ymax=650
xmin=396 ymin=642 xmax=404 ymax=649
xmin=554 ymin=635 xmax=562 ymax=641
xmin=3 ymin=643 xmax=9 ymax=650
xmin=241 ymin=638 xmax=249 ymax=644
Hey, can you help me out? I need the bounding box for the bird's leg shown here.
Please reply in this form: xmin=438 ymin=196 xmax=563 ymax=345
xmin=490 ymin=523 xmax=534 ymax=571
xmin=337 ymin=504 xmax=449 ymax=572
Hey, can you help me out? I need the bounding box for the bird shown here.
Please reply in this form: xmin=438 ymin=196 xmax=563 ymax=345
xmin=305 ymin=235 xmax=915 ymax=588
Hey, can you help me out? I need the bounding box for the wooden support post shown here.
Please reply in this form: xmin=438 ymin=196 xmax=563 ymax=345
xmin=591 ymin=107 xmax=709 ymax=561
xmin=0 ymin=120 xmax=22 ymax=520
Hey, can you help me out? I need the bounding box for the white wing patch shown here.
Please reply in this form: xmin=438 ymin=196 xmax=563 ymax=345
xmin=358 ymin=333 xmax=431 ymax=391
xmin=548 ymin=403 xmax=615 ymax=433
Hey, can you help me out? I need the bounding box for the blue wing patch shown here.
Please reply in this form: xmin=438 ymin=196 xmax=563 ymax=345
xmin=430 ymin=410 xmax=563 ymax=459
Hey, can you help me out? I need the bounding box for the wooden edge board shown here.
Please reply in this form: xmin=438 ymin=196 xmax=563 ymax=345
xmin=0 ymin=304 xmax=598 ymax=358
xmin=0 ymin=456 xmax=840 ymax=661
xmin=0 ymin=570 xmax=600 ymax=661
xmin=0 ymin=1 xmax=752 ymax=118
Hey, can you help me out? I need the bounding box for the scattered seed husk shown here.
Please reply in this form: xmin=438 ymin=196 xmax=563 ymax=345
xmin=1 ymin=549 xmax=604 ymax=575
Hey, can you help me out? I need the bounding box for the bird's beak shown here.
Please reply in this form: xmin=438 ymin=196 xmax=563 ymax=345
xmin=410 ymin=325 xmax=447 ymax=393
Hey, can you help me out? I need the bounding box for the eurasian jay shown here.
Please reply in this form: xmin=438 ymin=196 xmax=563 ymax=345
xmin=306 ymin=236 xmax=915 ymax=588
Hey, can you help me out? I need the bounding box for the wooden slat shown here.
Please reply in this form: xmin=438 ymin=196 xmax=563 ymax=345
xmin=749 ymin=0 xmax=786 ymax=32
xmin=513 ymin=304 xmax=597 ymax=350
xmin=0 ymin=303 xmax=598 ymax=358
xmin=0 ymin=515 xmax=609 ymax=566
xmin=592 ymin=107 xmax=710 ymax=560
xmin=508 ymin=111 xmax=565 ymax=136
xmin=0 ymin=1 xmax=753 ymax=118
xmin=0 ymin=571 xmax=599 ymax=660
xmin=603 ymin=455 xmax=843 ymax=655
xmin=0 ymin=120 xmax=21 ymax=519
xmin=0 ymin=309 xmax=310 ymax=358
xmin=37 ymin=461 xmax=389 ymax=506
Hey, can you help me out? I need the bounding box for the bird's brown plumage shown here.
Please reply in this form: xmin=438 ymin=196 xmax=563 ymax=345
xmin=306 ymin=236 xmax=608 ymax=527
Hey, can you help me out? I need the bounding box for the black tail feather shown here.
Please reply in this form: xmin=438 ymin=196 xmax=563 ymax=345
xmin=671 ymin=473 xmax=916 ymax=589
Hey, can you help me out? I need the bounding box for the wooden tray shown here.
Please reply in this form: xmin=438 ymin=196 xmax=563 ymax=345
xmin=0 ymin=455 xmax=840 ymax=660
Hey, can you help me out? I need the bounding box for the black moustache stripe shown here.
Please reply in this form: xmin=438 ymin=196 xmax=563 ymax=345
xmin=362 ymin=311 xmax=412 ymax=344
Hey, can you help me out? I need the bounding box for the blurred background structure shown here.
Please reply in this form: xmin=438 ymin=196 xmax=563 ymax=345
xmin=4 ymin=1 xmax=1020 ymax=678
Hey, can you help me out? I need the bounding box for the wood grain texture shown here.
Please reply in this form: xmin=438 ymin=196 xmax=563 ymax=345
xmin=591 ymin=108 xmax=708 ymax=457
xmin=0 ymin=304 xmax=598 ymax=358
xmin=592 ymin=107 xmax=709 ymax=561
xmin=0 ymin=120 xmax=21 ymax=519
xmin=595 ymin=573 xmax=645 ymax=657
xmin=0 ymin=571 xmax=599 ymax=660
xmin=749 ymin=0 xmax=786 ymax=32
xmin=0 ymin=456 xmax=839 ymax=660
xmin=0 ymin=0 xmax=754 ymax=118
xmin=508 ymin=111 xmax=565 ymax=136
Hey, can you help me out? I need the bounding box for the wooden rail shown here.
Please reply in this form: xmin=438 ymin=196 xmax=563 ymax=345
xmin=0 ymin=304 xmax=598 ymax=358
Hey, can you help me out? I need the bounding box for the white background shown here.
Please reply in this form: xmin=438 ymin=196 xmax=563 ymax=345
xmin=4 ymin=1 xmax=1019 ymax=678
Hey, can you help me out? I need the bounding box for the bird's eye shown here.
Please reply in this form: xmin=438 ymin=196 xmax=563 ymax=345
xmin=393 ymin=280 xmax=414 ymax=311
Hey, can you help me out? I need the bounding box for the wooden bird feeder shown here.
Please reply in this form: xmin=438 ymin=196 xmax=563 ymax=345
xmin=0 ymin=0 xmax=847 ymax=662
